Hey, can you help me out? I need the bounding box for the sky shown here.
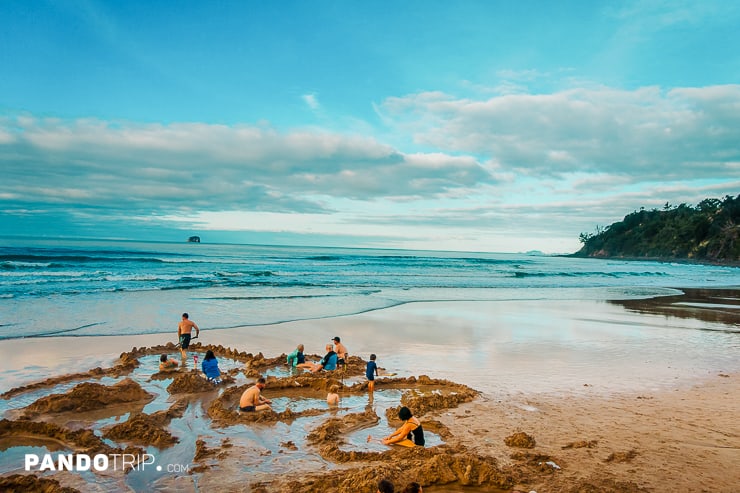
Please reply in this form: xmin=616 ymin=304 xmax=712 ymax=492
xmin=1 ymin=0 xmax=739 ymax=253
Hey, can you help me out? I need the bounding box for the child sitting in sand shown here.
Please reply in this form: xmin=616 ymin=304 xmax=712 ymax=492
xmin=326 ymin=385 xmax=340 ymax=406
xmin=201 ymin=350 xmax=222 ymax=384
xmin=159 ymin=354 xmax=178 ymax=371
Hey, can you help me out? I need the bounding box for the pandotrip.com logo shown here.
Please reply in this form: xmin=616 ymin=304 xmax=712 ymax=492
xmin=24 ymin=453 xmax=190 ymax=473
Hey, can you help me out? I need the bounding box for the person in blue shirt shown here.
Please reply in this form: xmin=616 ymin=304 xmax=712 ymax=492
xmin=319 ymin=344 xmax=337 ymax=372
xmin=201 ymin=350 xmax=222 ymax=384
xmin=366 ymin=353 xmax=379 ymax=392
xmin=301 ymin=344 xmax=337 ymax=373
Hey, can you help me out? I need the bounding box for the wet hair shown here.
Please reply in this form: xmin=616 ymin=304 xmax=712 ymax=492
xmin=204 ymin=350 xmax=216 ymax=360
xmin=182 ymin=312 xmax=189 ymax=318
xmin=398 ymin=406 xmax=413 ymax=421
xmin=160 ymin=354 xmax=167 ymax=363
xmin=257 ymin=377 xmax=266 ymax=384
xmin=402 ymin=482 xmax=421 ymax=493
xmin=329 ymin=385 xmax=340 ymax=393
xmin=370 ymin=353 xmax=376 ymax=360
xmin=377 ymin=478 xmax=394 ymax=493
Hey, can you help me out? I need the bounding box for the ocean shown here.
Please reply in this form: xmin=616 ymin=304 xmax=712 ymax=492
xmin=1 ymin=237 xmax=738 ymax=341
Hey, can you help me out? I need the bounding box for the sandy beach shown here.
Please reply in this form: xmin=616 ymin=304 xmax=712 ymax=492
xmin=1 ymin=289 xmax=739 ymax=492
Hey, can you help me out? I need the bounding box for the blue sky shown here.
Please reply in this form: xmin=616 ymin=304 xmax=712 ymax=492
xmin=1 ymin=0 xmax=739 ymax=253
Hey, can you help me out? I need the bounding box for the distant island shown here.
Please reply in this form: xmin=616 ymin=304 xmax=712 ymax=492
xmin=574 ymin=195 xmax=739 ymax=264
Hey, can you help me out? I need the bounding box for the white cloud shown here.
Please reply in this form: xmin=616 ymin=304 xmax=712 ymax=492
xmin=379 ymin=85 xmax=740 ymax=181
xmin=2 ymin=82 xmax=738 ymax=253
xmin=302 ymin=93 xmax=320 ymax=110
xmin=0 ymin=115 xmax=493 ymax=213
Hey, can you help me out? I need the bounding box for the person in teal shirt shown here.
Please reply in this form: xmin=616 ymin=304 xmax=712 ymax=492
xmin=286 ymin=344 xmax=305 ymax=368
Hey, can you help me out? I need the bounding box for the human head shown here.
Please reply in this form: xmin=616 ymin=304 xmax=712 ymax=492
xmin=398 ymin=406 xmax=413 ymax=421
xmin=204 ymin=350 xmax=215 ymax=360
xmin=257 ymin=377 xmax=266 ymax=389
xmin=402 ymin=482 xmax=422 ymax=493
xmin=325 ymin=344 xmax=333 ymax=352
xmin=377 ymin=478 xmax=394 ymax=493
xmin=332 ymin=336 xmax=341 ymax=343
xmin=160 ymin=354 xmax=167 ymax=363
xmin=329 ymin=384 xmax=339 ymax=393
xmin=370 ymin=353 xmax=376 ymax=361
xmin=182 ymin=312 xmax=189 ymax=319
xmin=297 ymin=344 xmax=304 ymax=351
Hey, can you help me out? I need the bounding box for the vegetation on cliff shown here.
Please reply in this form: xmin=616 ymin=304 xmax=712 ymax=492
xmin=575 ymin=195 xmax=740 ymax=263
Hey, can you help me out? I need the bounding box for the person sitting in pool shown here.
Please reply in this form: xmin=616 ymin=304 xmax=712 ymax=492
xmin=159 ymin=354 xmax=178 ymax=371
xmin=286 ymin=344 xmax=306 ymax=368
xmin=382 ymin=406 xmax=425 ymax=447
xmin=201 ymin=350 xmax=222 ymax=384
xmin=326 ymin=384 xmax=340 ymax=406
xmin=239 ymin=377 xmax=272 ymax=412
xmin=297 ymin=344 xmax=337 ymax=373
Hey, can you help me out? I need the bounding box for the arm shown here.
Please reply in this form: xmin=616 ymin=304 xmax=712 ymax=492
xmin=193 ymin=321 xmax=200 ymax=337
xmin=382 ymin=422 xmax=414 ymax=445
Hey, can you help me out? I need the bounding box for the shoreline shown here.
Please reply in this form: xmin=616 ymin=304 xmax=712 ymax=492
xmin=1 ymin=289 xmax=739 ymax=492
xmin=3 ymin=289 xmax=740 ymax=396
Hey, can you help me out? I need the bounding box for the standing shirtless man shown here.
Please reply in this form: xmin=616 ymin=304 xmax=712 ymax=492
xmin=177 ymin=312 xmax=200 ymax=358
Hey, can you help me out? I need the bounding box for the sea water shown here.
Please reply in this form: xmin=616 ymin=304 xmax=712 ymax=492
xmin=1 ymin=237 xmax=738 ymax=340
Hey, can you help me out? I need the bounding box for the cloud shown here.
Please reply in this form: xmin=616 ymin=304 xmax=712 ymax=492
xmin=379 ymin=84 xmax=740 ymax=181
xmin=0 ymin=115 xmax=493 ymax=214
xmin=302 ymin=93 xmax=320 ymax=110
xmin=3 ymin=82 xmax=738 ymax=253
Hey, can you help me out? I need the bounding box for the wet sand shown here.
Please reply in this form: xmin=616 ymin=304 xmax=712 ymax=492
xmin=1 ymin=289 xmax=739 ymax=492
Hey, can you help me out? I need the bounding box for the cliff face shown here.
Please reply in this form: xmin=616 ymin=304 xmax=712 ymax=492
xmin=574 ymin=195 xmax=740 ymax=263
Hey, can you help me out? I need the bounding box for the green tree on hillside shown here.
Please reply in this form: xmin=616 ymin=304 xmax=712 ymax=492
xmin=575 ymin=195 xmax=740 ymax=263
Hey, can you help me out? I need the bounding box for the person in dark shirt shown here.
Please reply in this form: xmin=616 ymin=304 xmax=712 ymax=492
xmin=366 ymin=353 xmax=379 ymax=392
xmin=382 ymin=406 xmax=425 ymax=447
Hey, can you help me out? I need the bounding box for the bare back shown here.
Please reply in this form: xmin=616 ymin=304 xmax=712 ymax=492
xmin=239 ymin=385 xmax=261 ymax=408
xmin=178 ymin=319 xmax=198 ymax=335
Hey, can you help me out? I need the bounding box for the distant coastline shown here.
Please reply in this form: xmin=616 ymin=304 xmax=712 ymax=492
xmin=566 ymin=252 xmax=740 ymax=268
xmin=574 ymin=195 xmax=740 ymax=265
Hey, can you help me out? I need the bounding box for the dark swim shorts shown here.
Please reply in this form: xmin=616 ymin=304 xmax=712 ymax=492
xmin=239 ymin=405 xmax=255 ymax=412
xmin=179 ymin=333 xmax=191 ymax=349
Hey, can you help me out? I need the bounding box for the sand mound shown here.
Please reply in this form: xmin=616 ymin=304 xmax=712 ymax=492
xmin=22 ymin=378 xmax=153 ymax=417
xmin=505 ymin=431 xmax=537 ymax=448
xmin=0 ymin=419 xmax=144 ymax=458
xmin=103 ymin=399 xmax=187 ymax=448
xmin=605 ymin=450 xmax=638 ymax=463
xmin=166 ymin=371 xmax=233 ymax=394
xmin=0 ymin=473 xmax=82 ymax=493
xmin=272 ymin=445 xmax=517 ymax=492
